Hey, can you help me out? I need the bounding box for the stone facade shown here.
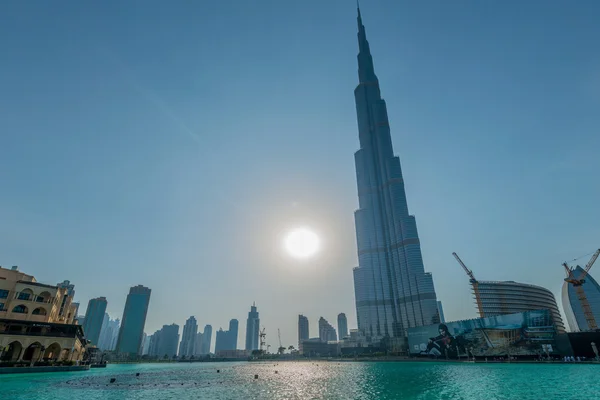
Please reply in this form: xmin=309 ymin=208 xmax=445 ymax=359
xmin=0 ymin=266 xmax=85 ymax=363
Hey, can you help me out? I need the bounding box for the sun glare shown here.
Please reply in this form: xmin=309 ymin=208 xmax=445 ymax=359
xmin=284 ymin=228 xmax=320 ymax=259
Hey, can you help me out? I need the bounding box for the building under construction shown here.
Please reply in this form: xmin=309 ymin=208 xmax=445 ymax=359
xmin=561 ymin=249 xmax=600 ymax=332
xmin=453 ymin=253 xmax=566 ymax=333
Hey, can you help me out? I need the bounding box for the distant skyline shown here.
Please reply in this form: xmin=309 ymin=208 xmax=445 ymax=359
xmin=1 ymin=1 xmax=599 ymax=347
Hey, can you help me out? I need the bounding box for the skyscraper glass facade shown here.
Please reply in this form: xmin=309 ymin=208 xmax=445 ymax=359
xmin=82 ymin=297 xmax=107 ymax=346
xmin=337 ymin=313 xmax=348 ymax=340
xmin=318 ymin=317 xmax=337 ymax=342
xmin=116 ymin=285 xmax=151 ymax=355
xmin=214 ymin=319 xmax=238 ymax=352
xmin=179 ymin=316 xmax=198 ymax=357
xmin=201 ymin=324 xmax=212 ymax=354
xmin=351 ymin=7 xmax=439 ymax=341
xmin=245 ymin=304 xmax=260 ymax=351
xmin=298 ymin=315 xmax=309 ymax=347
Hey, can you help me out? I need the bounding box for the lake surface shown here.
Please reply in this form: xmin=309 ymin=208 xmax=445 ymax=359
xmin=0 ymin=361 xmax=597 ymax=399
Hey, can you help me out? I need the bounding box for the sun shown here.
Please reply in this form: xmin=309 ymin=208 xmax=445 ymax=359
xmin=284 ymin=228 xmax=320 ymax=259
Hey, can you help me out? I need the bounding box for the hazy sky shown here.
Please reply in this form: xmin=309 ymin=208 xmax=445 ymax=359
xmin=1 ymin=0 xmax=599 ymax=349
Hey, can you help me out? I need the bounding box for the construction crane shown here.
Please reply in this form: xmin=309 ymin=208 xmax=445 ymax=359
xmin=277 ymin=329 xmax=285 ymax=355
xmin=259 ymin=327 xmax=267 ymax=353
xmin=452 ymin=252 xmax=484 ymax=318
xmin=563 ymin=249 xmax=600 ymax=330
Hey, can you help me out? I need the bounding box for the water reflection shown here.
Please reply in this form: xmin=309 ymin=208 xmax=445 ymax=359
xmin=0 ymin=361 xmax=596 ymax=399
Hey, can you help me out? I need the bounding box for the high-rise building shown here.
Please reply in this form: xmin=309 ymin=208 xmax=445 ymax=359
xmin=147 ymin=324 xmax=179 ymax=358
xmin=201 ymin=324 xmax=212 ymax=354
xmin=98 ymin=312 xmax=109 ymax=346
xmin=245 ymin=303 xmax=260 ymax=351
xmin=160 ymin=324 xmax=179 ymax=358
xmin=148 ymin=329 xmax=161 ymax=356
xmin=298 ymin=315 xmax=309 ymax=347
xmin=215 ymin=328 xmax=227 ymax=353
xmin=214 ymin=319 xmax=238 ymax=352
xmin=318 ymin=317 xmax=337 ymax=342
xmin=437 ymin=301 xmax=446 ymax=323
xmin=99 ymin=315 xmax=120 ymax=351
xmin=140 ymin=332 xmax=147 ymax=356
xmin=194 ymin=332 xmax=204 ymax=356
xmin=142 ymin=333 xmax=151 ymax=355
xmin=351 ymin=6 xmax=440 ymax=341
xmin=562 ymin=267 xmax=600 ymax=332
xmin=179 ymin=316 xmax=198 ymax=357
xmin=228 ymin=319 xmax=238 ymax=350
xmin=116 ymin=285 xmax=151 ymax=356
xmin=109 ymin=318 xmax=120 ymax=349
xmin=82 ymin=297 xmax=107 ymax=346
xmin=337 ymin=313 xmax=348 ymax=340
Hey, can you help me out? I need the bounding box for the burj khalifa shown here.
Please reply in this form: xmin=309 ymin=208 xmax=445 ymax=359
xmin=352 ymin=6 xmax=440 ymax=342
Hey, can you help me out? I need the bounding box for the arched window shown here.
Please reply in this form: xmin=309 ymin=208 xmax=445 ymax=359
xmin=12 ymin=304 xmax=28 ymax=314
xmin=32 ymin=307 xmax=47 ymax=316
xmin=37 ymin=291 xmax=52 ymax=303
xmin=17 ymin=289 xmax=34 ymax=301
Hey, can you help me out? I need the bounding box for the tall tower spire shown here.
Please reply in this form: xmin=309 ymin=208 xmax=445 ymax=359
xmin=356 ymin=6 xmax=377 ymax=84
xmin=351 ymin=7 xmax=440 ymax=343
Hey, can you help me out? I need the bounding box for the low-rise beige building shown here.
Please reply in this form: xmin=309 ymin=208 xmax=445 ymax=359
xmin=0 ymin=266 xmax=86 ymax=363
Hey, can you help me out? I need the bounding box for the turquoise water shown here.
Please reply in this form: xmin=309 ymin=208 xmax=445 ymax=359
xmin=0 ymin=361 xmax=597 ymax=399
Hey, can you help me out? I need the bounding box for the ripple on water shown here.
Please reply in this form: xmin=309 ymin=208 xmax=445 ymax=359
xmin=0 ymin=361 xmax=597 ymax=400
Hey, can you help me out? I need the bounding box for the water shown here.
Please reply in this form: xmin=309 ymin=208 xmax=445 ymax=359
xmin=0 ymin=361 xmax=597 ymax=399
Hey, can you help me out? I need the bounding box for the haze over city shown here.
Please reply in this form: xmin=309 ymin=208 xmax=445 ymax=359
xmin=1 ymin=0 xmax=599 ymax=351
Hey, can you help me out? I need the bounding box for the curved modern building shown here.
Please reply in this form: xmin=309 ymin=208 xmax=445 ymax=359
xmin=561 ymin=267 xmax=600 ymax=332
xmin=476 ymin=281 xmax=565 ymax=333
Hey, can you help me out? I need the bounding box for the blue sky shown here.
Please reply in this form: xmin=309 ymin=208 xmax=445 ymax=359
xmin=1 ymin=0 xmax=599 ymax=349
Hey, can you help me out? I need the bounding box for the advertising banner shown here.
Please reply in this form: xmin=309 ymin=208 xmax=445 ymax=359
xmin=408 ymin=309 xmax=556 ymax=358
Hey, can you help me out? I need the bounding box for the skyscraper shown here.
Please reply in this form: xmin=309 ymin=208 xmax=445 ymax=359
xmin=142 ymin=333 xmax=151 ymax=355
xmin=99 ymin=316 xmax=120 ymax=351
xmin=337 ymin=313 xmax=348 ymax=340
xmin=298 ymin=315 xmax=309 ymax=347
xmin=228 ymin=319 xmax=238 ymax=350
xmin=194 ymin=331 xmax=203 ymax=356
xmin=98 ymin=312 xmax=110 ymax=347
xmin=83 ymin=297 xmax=107 ymax=346
xmin=179 ymin=316 xmax=198 ymax=357
xmin=140 ymin=332 xmax=147 ymax=356
xmin=147 ymin=324 xmax=179 ymax=358
xmin=159 ymin=324 xmax=180 ymax=358
xmin=245 ymin=303 xmax=260 ymax=351
xmin=116 ymin=285 xmax=151 ymax=356
xmin=351 ymin=6 xmax=440 ymax=341
xmin=201 ymin=324 xmax=212 ymax=354
xmin=215 ymin=328 xmax=227 ymax=353
xmin=148 ymin=329 xmax=161 ymax=357
xmin=214 ymin=319 xmax=238 ymax=352
xmin=318 ymin=317 xmax=337 ymax=342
